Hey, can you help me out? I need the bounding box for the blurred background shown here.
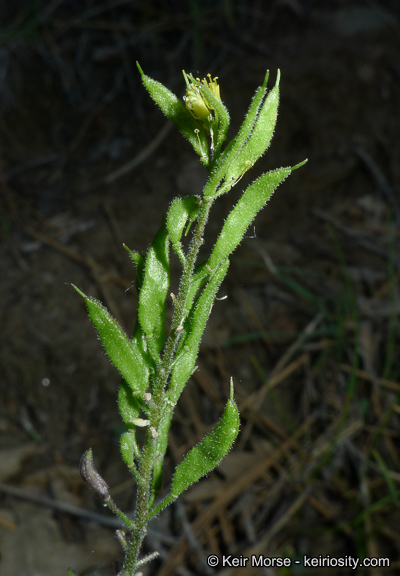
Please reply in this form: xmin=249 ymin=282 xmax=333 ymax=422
xmin=1 ymin=1 xmax=399 ymax=575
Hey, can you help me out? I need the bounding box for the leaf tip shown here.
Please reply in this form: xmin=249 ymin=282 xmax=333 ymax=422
xmin=292 ymin=158 xmax=308 ymax=171
xmin=136 ymin=61 xmax=144 ymax=76
xmin=71 ymin=284 xmax=86 ymax=299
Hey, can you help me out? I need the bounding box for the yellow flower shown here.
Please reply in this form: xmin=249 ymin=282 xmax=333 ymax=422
xmin=203 ymin=73 xmax=220 ymax=101
xmin=183 ymin=71 xmax=221 ymax=123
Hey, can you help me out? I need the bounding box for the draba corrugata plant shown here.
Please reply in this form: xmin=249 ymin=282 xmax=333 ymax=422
xmin=69 ymin=64 xmax=306 ymax=576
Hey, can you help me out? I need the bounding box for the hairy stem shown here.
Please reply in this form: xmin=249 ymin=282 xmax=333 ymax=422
xmin=120 ymin=191 xmax=214 ymax=575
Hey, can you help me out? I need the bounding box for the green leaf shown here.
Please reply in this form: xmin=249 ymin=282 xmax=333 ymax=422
xmin=224 ymin=70 xmax=280 ymax=186
xmin=138 ymin=219 xmax=170 ymax=358
xmin=148 ymin=259 xmax=226 ymax=490
xmin=67 ymin=569 xmax=77 ymax=576
xmin=72 ymin=286 xmax=149 ymax=395
xmin=168 ymin=258 xmax=229 ymax=404
xmin=225 ymin=70 xmax=269 ymax=159
xmin=137 ymin=62 xmax=209 ymax=166
xmin=203 ymin=70 xmax=269 ymax=199
xmin=118 ymin=378 xmax=144 ymax=425
xmin=123 ymin=244 xmax=145 ymax=292
xmin=167 ymin=195 xmax=201 ymax=245
xmin=120 ymin=431 xmax=141 ymax=483
xmin=124 ymin=243 xmax=158 ymax=373
xmin=207 ymin=167 xmax=292 ymax=270
xmin=172 ymin=392 xmax=239 ymax=496
xmin=149 ymin=383 xmax=240 ymax=518
xmin=120 ymin=431 xmax=140 ymax=468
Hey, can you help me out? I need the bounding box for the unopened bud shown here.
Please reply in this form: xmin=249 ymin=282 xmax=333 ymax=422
xmin=80 ymin=448 xmax=110 ymax=499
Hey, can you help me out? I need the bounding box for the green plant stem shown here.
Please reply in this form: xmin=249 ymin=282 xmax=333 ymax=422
xmin=120 ymin=194 xmax=214 ymax=575
xmin=161 ymin=195 xmax=213 ymax=381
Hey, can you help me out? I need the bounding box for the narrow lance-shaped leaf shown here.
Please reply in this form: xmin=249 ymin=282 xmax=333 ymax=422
xmin=203 ymin=71 xmax=270 ymax=199
xmin=124 ymin=243 xmax=157 ymax=375
xmin=207 ymin=167 xmax=292 ymax=271
xmin=123 ymin=244 xmax=145 ymax=292
xmin=123 ymin=244 xmax=156 ymax=371
xmin=137 ymin=62 xmax=209 ymax=166
xmin=72 ymin=286 xmax=148 ymax=395
xmin=224 ymin=70 xmax=281 ymax=186
xmin=149 ymin=383 xmax=240 ymax=518
xmin=172 ymin=389 xmax=239 ymax=497
xmin=224 ymin=70 xmax=269 ymax=160
xmin=168 ymin=258 xmax=230 ymax=404
xmin=138 ymin=219 xmax=170 ymax=358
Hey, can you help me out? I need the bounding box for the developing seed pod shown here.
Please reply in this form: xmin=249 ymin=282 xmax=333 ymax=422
xmin=207 ymin=167 xmax=292 ymax=271
xmin=224 ymin=71 xmax=280 ymax=186
xmin=72 ymin=286 xmax=148 ymax=395
xmin=137 ymin=62 xmax=209 ymax=167
xmin=167 ymin=196 xmax=201 ymax=245
xmin=138 ymin=220 xmax=170 ymax=356
xmin=80 ymin=449 xmax=110 ymax=499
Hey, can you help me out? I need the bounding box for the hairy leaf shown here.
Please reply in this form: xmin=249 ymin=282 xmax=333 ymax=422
xmin=203 ymin=70 xmax=270 ymax=199
xmin=208 ymin=167 xmax=292 ymax=270
xmin=149 ymin=386 xmax=239 ymax=518
xmin=224 ymin=71 xmax=280 ymax=185
xmin=138 ymin=220 xmax=170 ymax=357
xmin=171 ymin=394 xmax=239 ymax=496
xmin=72 ymin=286 xmax=149 ymax=394
xmin=137 ymin=62 xmax=209 ymax=166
